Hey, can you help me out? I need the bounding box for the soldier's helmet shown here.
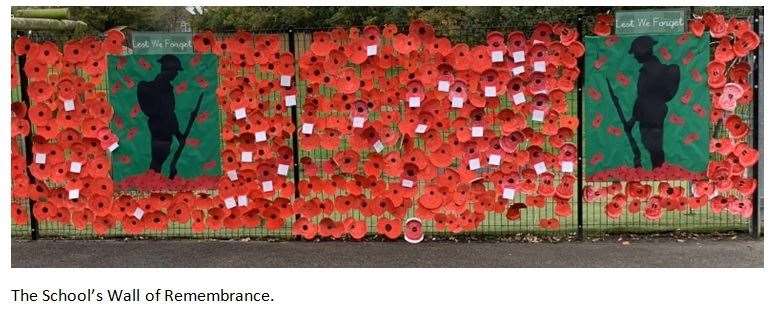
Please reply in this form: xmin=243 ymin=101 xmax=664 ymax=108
xmin=628 ymin=36 xmax=657 ymax=56
xmin=157 ymin=54 xmax=183 ymax=71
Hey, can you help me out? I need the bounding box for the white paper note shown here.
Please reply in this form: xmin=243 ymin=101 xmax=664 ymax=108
xmin=534 ymin=162 xmax=547 ymax=174
xmin=301 ymin=123 xmax=314 ymax=135
xmin=532 ymin=110 xmax=545 ymax=122
xmin=224 ymin=197 xmax=237 ymax=209
xmin=352 ymin=116 xmax=366 ymax=128
xmin=284 ymin=95 xmax=297 ymax=107
xmin=254 ymin=131 xmax=267 ymax=142
xmin=34 ymin=153 xmax=46 ymax=164
xmin=534 ymin=61 xmax=546 ymax=73
xmin=63 ymin=99 xmax=75 ymax=111
xmin=401 ymin=179 xmax=414 ymax=188
xmin=488 ymin=154 xmax=502 ymax=166
xmin=68 ymin=189 xmax=79 ymax=200
xmin=511 ymin=65 xmax=525 ymax=76
xmin=280 ymin=75 xmax=292 ymax=87
xmin=485 ymin=86 xmax=497 ymax=97
xmin=471 ymin=126 xmax=484 ymax=137
xmin=241 ymin=151 xmax=253 ymax=163
xmin=261 ymin=180 xmax=274 ymax=192
xmin=366 ymin=44 xmax=378 ymax=56
xmin=373 ymin=141 xmax=384 ymax=153
xmin=69 ymin=161 xmax=82 ymax=173
xmin=512 ymin=92 xmax=526 ymax=105
xmin=451 ymin=97 xmax=464 ymax=108
xmin=502 ymin=188 xmax=515 ymax=200
xmin=561 ymin=161 xmax=574 ymax=173
xmin=234 ymin=107 xmax=247 ymax=120
xmin=227 ymin=169 xmax=238 ymax=181
xmin=237 ymin=195 xmax=248 ymax=207
xmin=415 ymin=124 xmax=428 ymax=134
xmin=132 ymin=207 xmax=145 ymax=219
xmin=491 ymin=50 xmax=504 ymax=62
xmin=277 ymin=164 xmax=290 ymax=176
xmin=468 ymin=158 xmax=481 ymax=170
xmin=512 ymin=51 xmax=526 ymax=62
xmin=437 ymin=80 xmax=450 ymax=92
xmin=408 ymin=96 xmax=421 ymax=108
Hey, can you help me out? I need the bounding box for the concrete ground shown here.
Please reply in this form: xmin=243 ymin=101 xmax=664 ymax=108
xmin=12 ymin=237 xmax=763 ymax=267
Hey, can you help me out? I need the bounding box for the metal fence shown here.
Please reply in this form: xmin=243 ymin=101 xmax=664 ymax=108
xmin=10 ymin=8 xmax=762 ymax=240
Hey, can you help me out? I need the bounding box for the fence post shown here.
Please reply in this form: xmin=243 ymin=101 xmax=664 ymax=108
xmin=15 ymin=31 xmax=40 ymax=240
xmin=749 ymin=8 xmax=761 ymax=238
xmin=287 ymin=29 xmax=302 ymax=200
xmin=575 ymin=16 xmax=585 ymax=241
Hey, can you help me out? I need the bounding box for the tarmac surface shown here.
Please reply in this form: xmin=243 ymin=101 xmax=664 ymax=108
xmin=12 ymin=237 xmax=763 ymax=267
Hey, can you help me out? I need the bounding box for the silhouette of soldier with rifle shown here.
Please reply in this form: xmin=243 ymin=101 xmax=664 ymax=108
xmin=606 ymin=36 xmax=680 ymax=169
xmin=137 ymin=55 xmax=203 ymax=179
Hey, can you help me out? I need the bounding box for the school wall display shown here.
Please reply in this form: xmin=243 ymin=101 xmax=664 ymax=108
xmin=583 ymin=33 xmax=711 ymax=181
xmin=9 ymin=12 xmax=761 ymax=239
xmin=108 ymin=54 xmax=222 ymax=191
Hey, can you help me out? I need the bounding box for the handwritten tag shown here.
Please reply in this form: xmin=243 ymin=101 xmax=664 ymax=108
xmin=69 ymin=161 xmax=82 ymax=173
xmin=437 ymin=80 xmax=450 ymax=92
xmin=277 ymin=164 xmax=290 ymax=176
xmin=107 ymin=142 xmax=119 ymax=152
xmin=234 ymin=107 xmax=247 ymax=120
xmin=133 ymin=207 xmax=145 ymax=219
xmin=533 ymin=162 xmax=547 ymax=174
xmin=224 ymin=197 xmax=237 ymax=209
xmin=468 ymin=158 xmax=481 ymax=170
xmin=63 ymin=99 xmax=75 ymax=111
xmin=284 ymin=95 xmax=297 ymax=107
xmin=373 ymin=140 xmax=384 ymax=153
xmin=533 ymin=61 xmax=546 ymax=73
xmin=408 ymin=96 xmax=421 ymax=108
xmin=68 ymin=189 xmax=80 ymax=200
xmin=280 ymin=75 xmax=292 ymax=87
xmin=502 ymin=188 xmax=515 ymax=200
xmin=254 ymin=131 xmax=267 ymax=142
xmin=471 ymin=126 xmax=484 ymax=137
xmin=561 ymin=161 xmax=575 ymax=173
xmin=451 ymin=97 xmax=464 ymax=108
xmin=367 ymin=44 xmax=378 ymax=56
xmin=301 ymin=123 xmax=314 ymax=135
xmin=241 ymin=151 xmax=253 ymax=163
xmin=491 ymin=50 xmax=504 ymax=62
xmin=401 ymin=179 xmax=414 ymax=188
xmin=415 ymin=124 xmax=428 ymax=134
xmin=488 ymin=154 xmax=502 ymax=166
xmin=512 ymin=92 xmax=526 ymax=105
xmin=261 ymin=180 xmax=274 ymax=192
xmin=237 ymin=195 xmax=248 ymax=207
xmin=484 ymin=86 xmax=497 ymax=97
xmin=34 ymin=153 xmax=46 ymax=164
xmin=226 ymin=169 xmax=238 ymax=181
xmin=511 ymin=65 xmax=525 ymax=76
xmin=352 ymin=116 xmax=366 ymax=128
xmin=512 ymin=51 xmax=525 ymax=62
xmin=532 ymin=110 xmax=545 ymax=122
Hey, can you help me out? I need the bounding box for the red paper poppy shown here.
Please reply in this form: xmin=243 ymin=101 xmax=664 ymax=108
xmin=724 ymin=115 xmax=749 ymax=139
xmin=103 ymin=28 xmax=126 ymax=54
xmin=377 ymin=217 xmax=402 ymax=239
xmin=14 ymin=36 xmax=34 ymax=56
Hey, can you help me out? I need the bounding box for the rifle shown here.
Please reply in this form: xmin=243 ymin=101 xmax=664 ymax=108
xmin=168 ymin=92 xmax=204 ymax=179
xmin=605 ymin=78 xmax=642 ymax=168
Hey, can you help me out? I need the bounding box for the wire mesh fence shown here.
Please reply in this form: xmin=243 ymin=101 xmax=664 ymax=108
xmin=10 ymin=9 xmax=760 ymax=239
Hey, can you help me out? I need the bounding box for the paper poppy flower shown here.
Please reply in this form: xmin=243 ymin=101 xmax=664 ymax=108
xmin=14 ymin=36 xmax=34 ymax=56
xmin=724 ymin=115 xmax=750 ymax=139
xmin=377 ymin=217 xmax=402 ymax=240
xmin=11 ymin=203 xmax=29 ymax=225
xmin=92 ymin=214 xmax=116 ymax=236
xmin=403 ymin=218 xmax=424 ymax=243
xmin=593 ymin=14 xmax=614 ymax=36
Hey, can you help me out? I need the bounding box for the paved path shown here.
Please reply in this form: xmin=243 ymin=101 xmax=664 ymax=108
xmin=12 ymin=238 xmax=762 ymax=267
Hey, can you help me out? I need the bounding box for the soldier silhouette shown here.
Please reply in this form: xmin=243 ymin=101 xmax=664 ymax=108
xmin=137 ymin=55 xmax=185 ymax=174
xmin=623 ymin=36 xmax=680 ymax=169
